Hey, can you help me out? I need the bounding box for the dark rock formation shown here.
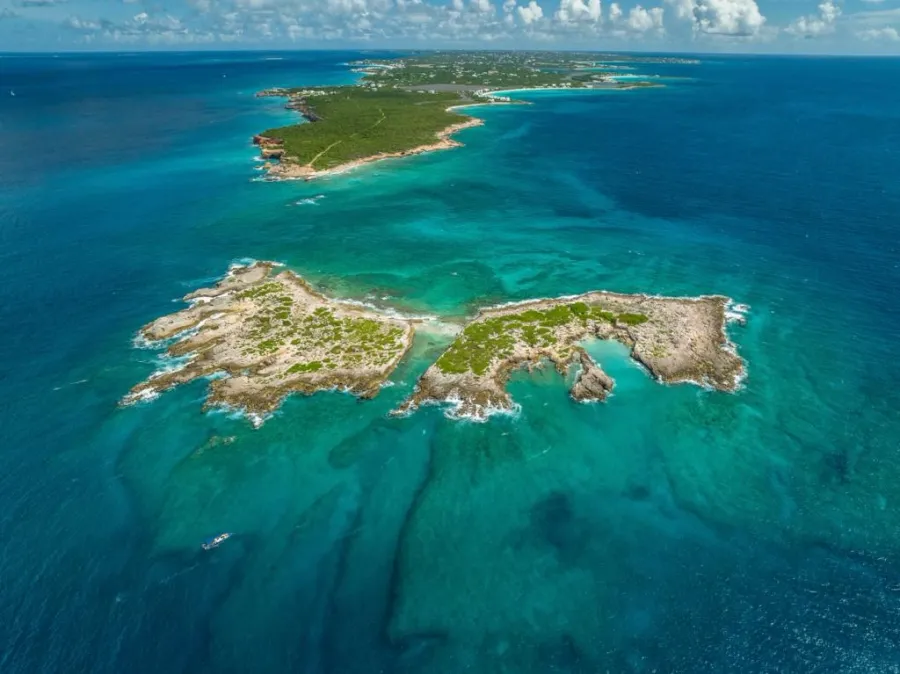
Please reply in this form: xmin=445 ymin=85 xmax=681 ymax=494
xmin=570 ymin=350 xmax=614 ymax=402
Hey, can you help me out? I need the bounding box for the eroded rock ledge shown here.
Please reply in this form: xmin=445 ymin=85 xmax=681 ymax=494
xmin=394 ymin=292 xmax=745 ymax=421
xmin=121 ymin=262 xmax=415 ymax=424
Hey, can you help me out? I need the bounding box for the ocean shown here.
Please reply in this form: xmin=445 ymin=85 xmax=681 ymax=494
xmin=1 ymin=51 xmax=899 ymax=673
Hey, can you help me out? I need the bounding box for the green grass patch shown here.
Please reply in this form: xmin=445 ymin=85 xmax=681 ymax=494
xmin=286 ymin=361 xmax=323 ymax=375
xmin=434 ymin=301 xmax=651 ymax=375
xmin=617 ymin=313 xmax=649 ymax=326
xmin=257 ymin=339 xmax=281 ymax=354
xmin=239 ymin=283 xmax=281 ymax=300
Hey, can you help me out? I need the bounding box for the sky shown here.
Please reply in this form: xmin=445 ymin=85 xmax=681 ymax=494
xmin=0 ymin=0 xmax=899 ymax=53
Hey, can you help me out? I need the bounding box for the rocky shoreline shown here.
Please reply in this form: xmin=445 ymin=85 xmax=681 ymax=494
xmin=123 ymin=265 xmax=746 ymax=426
xmin=121 ymin=262 xmax=416 ymax=424
xmin=394 ymin=291 xmax=746 ymax=421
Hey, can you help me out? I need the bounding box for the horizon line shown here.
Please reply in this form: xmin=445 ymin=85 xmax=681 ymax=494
xmin=3 ymin=46 xmax=900 ymax=58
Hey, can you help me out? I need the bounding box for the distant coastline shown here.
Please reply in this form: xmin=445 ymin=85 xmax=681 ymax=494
xmin=251 ymin=52 xmax=665 ymax=182
xmin=256 ymin=101 xmax=487 ymax=181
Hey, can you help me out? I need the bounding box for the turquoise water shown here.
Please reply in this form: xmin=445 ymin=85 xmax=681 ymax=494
xmin=2 ymin=52 xmax=900 ymax=672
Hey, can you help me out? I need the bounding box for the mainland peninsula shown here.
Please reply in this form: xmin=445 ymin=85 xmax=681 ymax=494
xmin=123 ymin=262 xmax=746 ymax=425
xmin=253 ymin=51 xmax=664 ymax=181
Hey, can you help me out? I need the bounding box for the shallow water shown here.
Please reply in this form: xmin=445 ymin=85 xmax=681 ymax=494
xmin=1 ymin=51 xmax=899 ymax=673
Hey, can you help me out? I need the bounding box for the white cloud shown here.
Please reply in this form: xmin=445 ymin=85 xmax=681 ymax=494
xmin=665 ymin=0 xmax=766 ymax=36
xmin=608 ymin=2 xmax=664 ymax=33
xmin=609 ymin=1 xmax=622 ymax=20
xmin=327 ymin=0 xmax=372 ymax=13
xmin=517 ymin=0 xmax=543 ymax=23
xmin=556 ymin=0 xmax=603 ymax=23
xmin=55 ymin=0 xmax=681 ymax=46
xmin=665 ymin=0 xmax=692 ymax=19
xmin=856 ymin=25 xmax=899 ymax=40
xmin=820 ymin=0 xmax=840 ymax=23
xmin=785 ymin=0 xmax=841 ymax=38
xmin=64 ymin=15 xmax=102 ymax=30
xmin=624 ymin=4 xmax=664 ymax=31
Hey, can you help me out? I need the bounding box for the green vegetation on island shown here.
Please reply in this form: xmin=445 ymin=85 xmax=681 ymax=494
xmin=254 ymin=51 xmax=664 ymax=180
xmin=398 ymin=290 xmax=744 ymax=421
xmin=120 ymin=262 xmax=415 ymax=421
xmin=435 ymin=302 xmax=648 ymax=376
xmin=259 ymin=88 xmax=467 ymax=172
xmin=123 ymin=263 xmax=745 ymax=426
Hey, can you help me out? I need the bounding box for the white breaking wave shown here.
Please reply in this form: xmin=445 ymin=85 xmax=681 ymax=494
xmin=294 ymin=194 xmax=325 ymax=206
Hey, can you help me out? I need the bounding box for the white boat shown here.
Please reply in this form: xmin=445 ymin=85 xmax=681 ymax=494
xmin=202 ymin=532 xmax=232 ymax=550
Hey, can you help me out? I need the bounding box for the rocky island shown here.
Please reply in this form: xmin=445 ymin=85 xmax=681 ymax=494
xmin=121 ymin=262 xmax=415 ymax=425
xmin=253 ymin=51 xmax=663 ymax=181
xmin=395 ymin=292 xmax=745 ymax=421
xmin=123 ymin=264 xmax=745 ymax=425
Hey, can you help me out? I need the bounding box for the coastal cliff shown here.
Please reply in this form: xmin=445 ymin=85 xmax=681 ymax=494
xmin=395 ymin=292 xmax=746 ymax=421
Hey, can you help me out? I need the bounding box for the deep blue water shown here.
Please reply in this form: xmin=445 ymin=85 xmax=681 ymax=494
xmin=1 ymin=51 xmax=900 ymax=673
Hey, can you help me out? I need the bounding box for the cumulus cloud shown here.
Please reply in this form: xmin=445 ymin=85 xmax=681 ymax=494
xmin=609 ymin=1 xmax=622 ymax=20
xmin=623 ymin=4 xmax=664 ymax=31
xmin=517 ymin=0 xmax=543 ymax=24
xmin=785 ymin=0 xmax=841 ymax=37
xmin=54 ymin=0 xmax=681 ymax=46
xmin=556 ymin=0 xmax=603 ymax=23
xmin=665 ymin=0 xmax=766 ymax=36
xmin=608 ymin=2 xmax=664 ymax=32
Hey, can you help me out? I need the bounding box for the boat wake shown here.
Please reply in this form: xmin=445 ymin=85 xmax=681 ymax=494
xmin=201 ymin=532 xmax=232 ymax=550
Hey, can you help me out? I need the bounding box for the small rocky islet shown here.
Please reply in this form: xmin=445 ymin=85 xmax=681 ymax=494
xmin=122 ymin=262 xmax=746 ymax=425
